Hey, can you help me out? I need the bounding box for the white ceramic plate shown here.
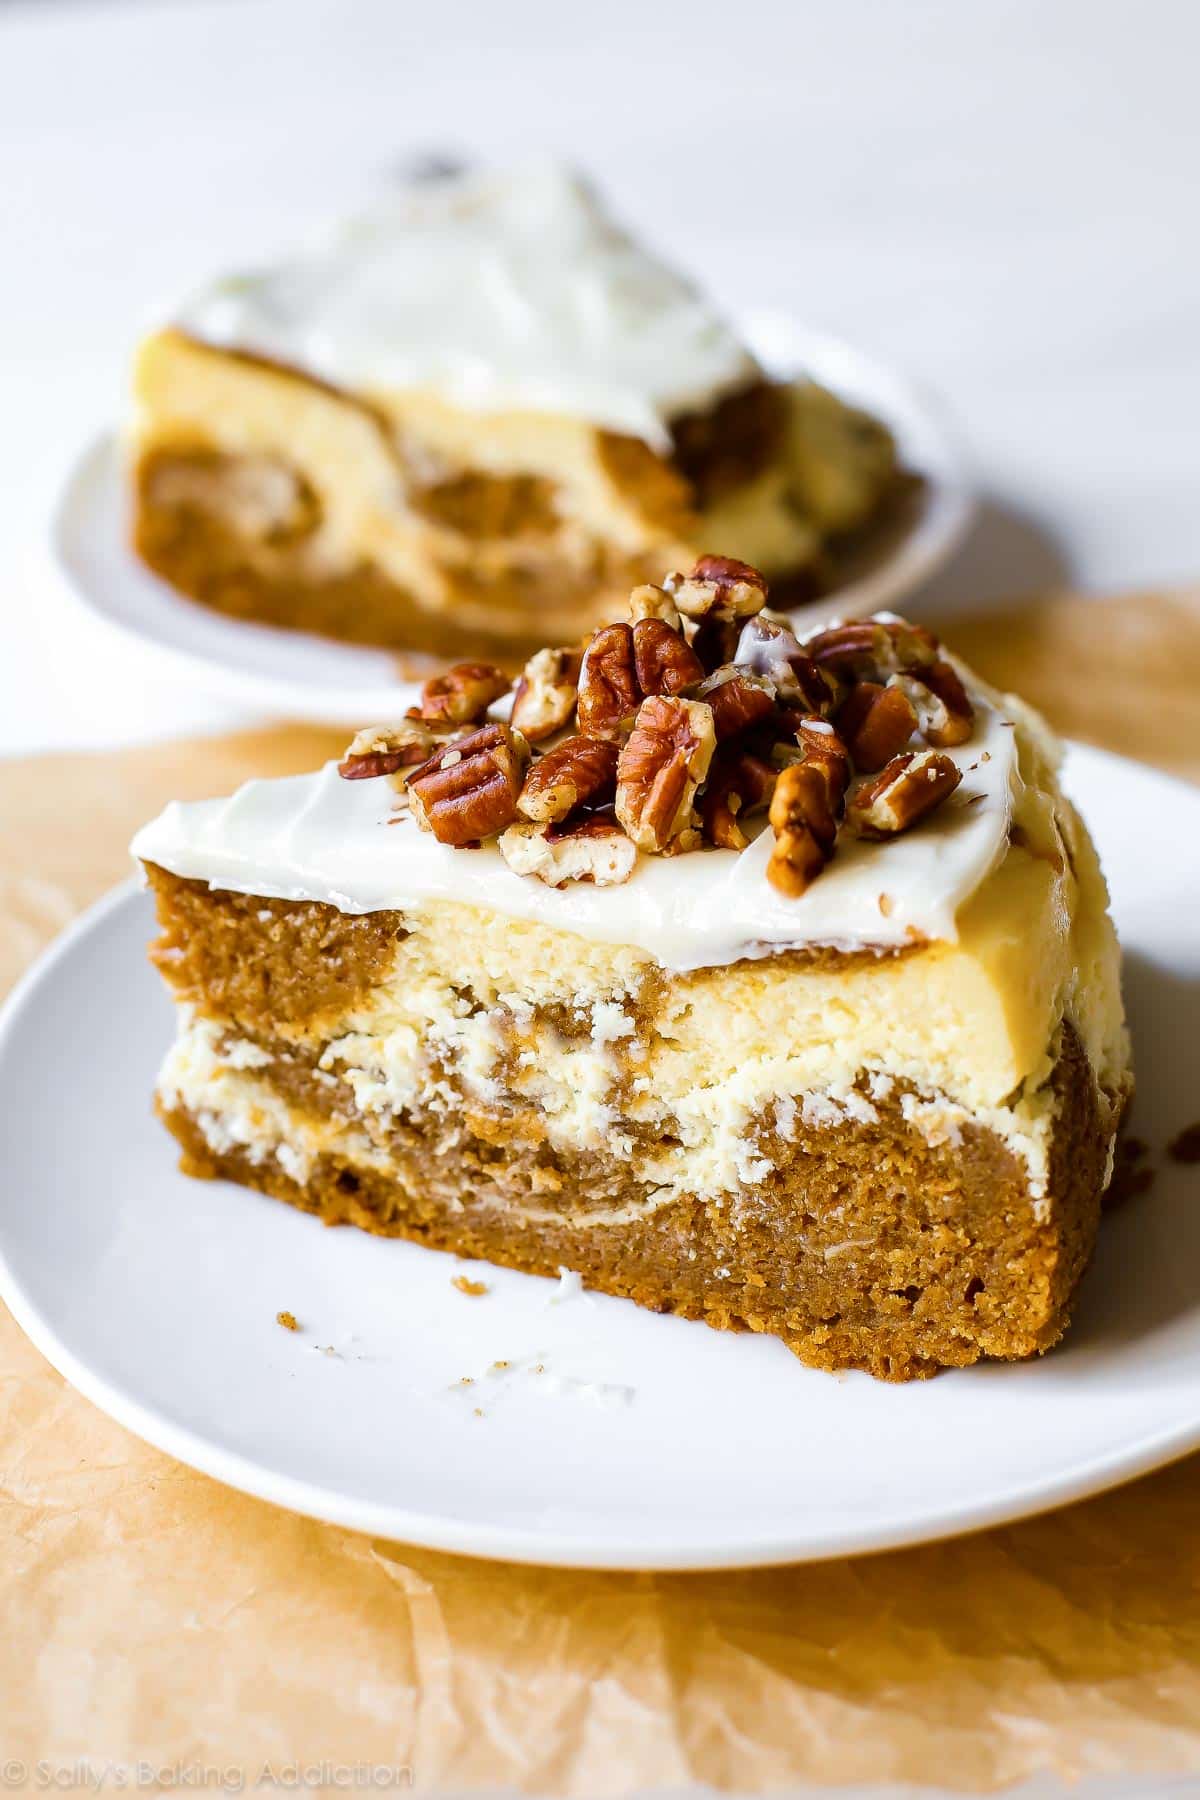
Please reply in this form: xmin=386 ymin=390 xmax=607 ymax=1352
xmin=2 ymin=743 xmax=1194 ymax=1572
xmin=47 ymin=314 xmax=973 ymax=724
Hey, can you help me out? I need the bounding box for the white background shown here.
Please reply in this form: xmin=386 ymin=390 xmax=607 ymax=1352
xmin=2 ymin=0 xmax=1198 ymax=754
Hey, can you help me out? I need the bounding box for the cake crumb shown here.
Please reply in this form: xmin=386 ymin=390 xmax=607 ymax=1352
xmin=1168 ymin=1123 xmax=1200 ymax=1164
xmin=452 ymin=1275 xmax=490 ymax=1297
xmin=473 ymin=1407 xmax=484 ymax=1418
xmin=276 ymin=1310 xmax=299 ymax=1332
xmin=491 ymin=1359 xmax=510 ymax=1371
xmin=878 ymin=893 xmax=894 ymax=917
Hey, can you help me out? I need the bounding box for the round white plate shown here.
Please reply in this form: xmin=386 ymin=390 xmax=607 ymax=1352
xmin=2 ymin=743 xmax=1193 ymax=1572
xmin=47 ymin=314 xmax=973 ymax=725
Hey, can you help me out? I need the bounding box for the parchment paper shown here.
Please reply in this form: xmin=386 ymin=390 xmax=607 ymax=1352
xmin=3 ymin=592 xmax=1200 ymax=1796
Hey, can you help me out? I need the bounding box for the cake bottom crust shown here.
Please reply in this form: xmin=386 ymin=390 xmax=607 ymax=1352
xmin=158 ymin=1025 xmax=1115 ymax=1382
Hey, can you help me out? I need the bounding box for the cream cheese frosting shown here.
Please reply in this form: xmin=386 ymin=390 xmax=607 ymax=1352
xmin=131 ymin=688 xmax=1019 ymax=975
xmin=170 ymin=164 xmax=759 ymax=452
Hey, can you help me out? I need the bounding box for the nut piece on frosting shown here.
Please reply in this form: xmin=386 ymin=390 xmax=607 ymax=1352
xmin=517 ymin=735 xmax=619 ymax=823
xmin=408 ymin=662 xmax=512 ymax=727
xmin=499 ymin=816 xmax=637 ymax=888
xmin=848 ymin=749 xmax=963 ymax=839
xmin=766 ymin=722 xmax=852 ymax=897
xmin=338 ymin=720 xmax=438 ymax=784
xmin=615 ymin=695 xmax=716 ymax=853
xmin=407 ymin=723 xmax=528 ymax=846
xmin=509 ymin=647 xmax=581 ymax=743
xmin=334 ymin=557 xmax=976 ymax=894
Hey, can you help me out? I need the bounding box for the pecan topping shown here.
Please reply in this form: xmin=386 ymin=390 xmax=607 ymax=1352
xmin=733 ymin=616 xmax=837 ymax=712
xmin=891 ymin=660 xmax=974 ymax=748
xmin=407 ymin=723 xmax=527 ymax=846
xmin=806 ymin=619 xmax=938 ymax=682
xmin=509 ymin=646 xmax=581 ymax=743
xmin=766 ymin=722 xmax=851 ymax=896
xmin=632 ymin=617 xmax=704 ymax=698
xmin=835 ymin=681 xmax=918 ymax=771
xmin=517 ymin=735 xmax=619 ymax=823
xmin=699 ymin=668 xmax=777 ymax=740
xmin=615 ymin=696 xmax=716 ymax=853
xmin=691 ymin=615 xmax=742 ymax=674
xmin=338 ymin=720 xmax=436 ymax=782
xmin=628 ymin=582 xmax=683 ymax=632
xmin=848 ymin=749 xmax=963 ymax=838
xmin=667 ymin=554 xmax=769 ymax=622
xmin=576 ymin=623 xmax=640 ymax=739
xmin=498 ymin=819 xmax=637 ymax=888
xmin=409 ymin=662 xmax=511 ymax=727
xmin=702 ymin=746 xmax=777 ymax=850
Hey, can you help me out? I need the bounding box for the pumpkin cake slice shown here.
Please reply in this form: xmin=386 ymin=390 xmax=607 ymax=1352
xmin=132 ymin=559 xmax=1131 ymax=1380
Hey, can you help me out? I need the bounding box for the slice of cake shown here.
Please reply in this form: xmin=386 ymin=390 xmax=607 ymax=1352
xmin=132 ymin=560 xmax=1131 ymax=1380
xmin=128 ymin=165 xmax=902 ymax=666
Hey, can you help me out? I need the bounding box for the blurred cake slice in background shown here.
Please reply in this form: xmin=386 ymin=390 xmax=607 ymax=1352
xmin=128 ymin=165 xmax=904 ymax=666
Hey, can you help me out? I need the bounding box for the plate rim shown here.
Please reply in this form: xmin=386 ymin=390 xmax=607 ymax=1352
xmin=45 ymin=312 xmax=975 ymax=726
xmin=2 ymin=745 xmax=1196 ymax=1572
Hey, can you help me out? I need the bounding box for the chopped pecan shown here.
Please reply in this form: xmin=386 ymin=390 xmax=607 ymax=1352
xmin=733 ymin=616 xmax=837 ymax=712
xmin=407 ymin=723 xmax=527 ymax=846
xmin=667 ymin=554 xmax=769 ymax=622
xmin=767 ymin=762 xmax=839 ymax=897
xmin=632 ymin=617 xmax=704 ymax=698
xmin=409 ymin=662 xmax=511 ymax=727
xmin=517 ymin=735 xmax=619 ymax=823
xmin=509 ymin=646 xmax=581 ymax=743
xmin=698 ymin=668 xmax=777 ymax=740
xmin=576 ymin=623 xmax=641 ymax=739
xmin=498 ymin=818 xmax=637 ymax=887
xmin=765 ymin=722 xmax=851 ymax=896
xmin=615 ymin=695 xmax=716 ymax=853
xmin=702 ymin=746 xmax=777 ymax=850
xmin=848 ymin=749 xmax=963 ymax=838
xmin=628 ymin=582 xmax=683 ymax=632
xmin=890 ymin=660 xmax=974 ymax=748
xmin=806 ymin=618 xmax=938 ymax=681
xmin=835 ymin=681 xmax=919 ymax=771
xmin=338 ymin=720 xmax=436 ymax=782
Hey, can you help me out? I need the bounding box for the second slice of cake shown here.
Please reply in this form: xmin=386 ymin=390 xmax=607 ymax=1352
xmin=133 ymin=561 xmax=1130 ymax=1379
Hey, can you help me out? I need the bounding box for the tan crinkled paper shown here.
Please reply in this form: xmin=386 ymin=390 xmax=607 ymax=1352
xmin=3 ymin=593 xmax=1200 ymax=1796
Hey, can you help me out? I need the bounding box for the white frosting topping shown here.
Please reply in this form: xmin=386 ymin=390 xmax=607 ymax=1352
xmin=131 ymin=691 xmax=1019 ymax=975
xmin=171 ymin=164 xmax=759 ymax=451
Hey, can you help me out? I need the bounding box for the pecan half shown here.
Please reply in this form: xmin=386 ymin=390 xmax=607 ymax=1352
xmin=848 ymin=749 xmax=963 ymax=838
xmin=702 ymin=746 xmax=777 ymax=850
xmin=835 ymin=680 xmax=918 ymax=771
xmin=699 ymin=668 xmax=777 ymax=740
xmin=806 ymin=618 xmax=938 ymax=682
xmin=576 ymin=623 xmax=640 ymax=739
xmin=517 ymin=735 xmax=619 ymax=823
xmin=409 ymin=662 xmax=511 ymax=727
xmin=615 ymin=696 xmax=716 ymax=853
xmin=628 ymin=582 xmax=683 ymax=632
xmin=509 ymin=646 xmax=581 ymax=743
xmin=890 ymin=660 xmax=974 ymax=748
xmin=338 ymin=720 xmax=436 ymax=782
xmin=407 ymin=723 xmax=527 ymax=845
xmin=667 ymin=554 xmax=769 ymax=622
xmin=498 ymin=818 xmax=637 ymax=888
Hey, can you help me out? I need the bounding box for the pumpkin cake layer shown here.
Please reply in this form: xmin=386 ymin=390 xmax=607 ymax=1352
xmin=128 ymin=169 xmax=900 ymax=661
xmin=132 ymin=596 xmax=1131 ymax=1380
